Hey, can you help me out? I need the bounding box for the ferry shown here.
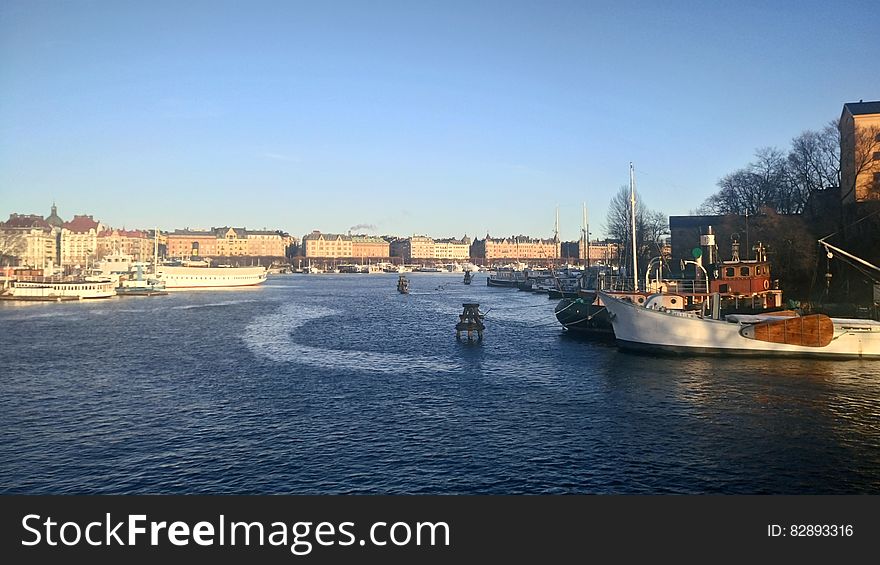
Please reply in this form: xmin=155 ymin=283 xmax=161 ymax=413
xmin=154 ymin=260 xmax=267 ymax=290
xmin=2 ymin=279 xmax=116 ymax=301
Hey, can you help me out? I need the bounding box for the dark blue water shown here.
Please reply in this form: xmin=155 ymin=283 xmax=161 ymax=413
xmin=2 ymin=273 xmax=879 ymax=494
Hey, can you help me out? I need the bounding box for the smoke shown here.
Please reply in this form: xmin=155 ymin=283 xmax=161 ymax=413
xmin=349 ymin=223 xmax=377 ymax=233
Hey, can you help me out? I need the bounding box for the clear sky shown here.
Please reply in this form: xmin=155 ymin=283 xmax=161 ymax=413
xmin=1 ymin=0 xmax=878 ymax=240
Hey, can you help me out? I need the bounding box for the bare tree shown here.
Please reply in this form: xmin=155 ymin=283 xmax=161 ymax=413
xmin=701 ymin=147 xmax=791 ymax=214
xmin=604 ymin=185 xmax=669 ymax=272
xmin=0 ymin=230 xmax=25 ymax=266
xmin=787 ymin=122 xmax=840 ymax=213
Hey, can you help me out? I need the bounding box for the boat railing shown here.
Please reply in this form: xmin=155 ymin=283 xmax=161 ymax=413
xmin=594 ymin=274 xmax=709 ymax=295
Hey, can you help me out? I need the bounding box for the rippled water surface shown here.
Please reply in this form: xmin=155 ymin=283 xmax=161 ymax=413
xmin=2 ymin=274 xmax=880 ymax=494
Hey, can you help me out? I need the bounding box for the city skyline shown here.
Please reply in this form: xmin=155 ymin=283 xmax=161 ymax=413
xmin=1 ymin=1 xmax=878 ymax=240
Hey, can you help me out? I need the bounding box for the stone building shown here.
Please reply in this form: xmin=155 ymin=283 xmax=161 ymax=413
xmin=840 ymin=100 xmax=880 ymax=204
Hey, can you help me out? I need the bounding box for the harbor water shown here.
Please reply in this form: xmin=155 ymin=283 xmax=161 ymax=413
xmin=2 ymin=273 xmax=879 ymax=494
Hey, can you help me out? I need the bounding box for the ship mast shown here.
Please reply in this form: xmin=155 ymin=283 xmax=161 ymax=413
xmin=630 ymin=163 xmax=639 ymax=292
xmin=582 ymin=202 xmax=590 ymax=269
xmin=153 ymin=227 xmax=159 ymax=275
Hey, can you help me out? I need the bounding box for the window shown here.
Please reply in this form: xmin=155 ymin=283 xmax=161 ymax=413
xmin=740 ymin=267 xmax=750 ymax=277
xmin=725 ymin=267 xmax=735 ymax=278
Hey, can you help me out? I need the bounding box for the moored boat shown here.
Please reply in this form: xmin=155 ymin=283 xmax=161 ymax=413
xmin=1 ymin=278 xmax=116 ymax=300
xmin=600 ymin=291 xmax=880 ymax=358
xmin=154 ymin=262 xmax=267 ymax=290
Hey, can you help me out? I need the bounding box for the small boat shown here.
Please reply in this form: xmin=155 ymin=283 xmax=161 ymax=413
xmin=397 ymin=274 xmax=410 ymax=294
xmin=486 ymin=266 xmax=526 ymax=288
xmin=463 ymin=270 xmax=472 ymax=285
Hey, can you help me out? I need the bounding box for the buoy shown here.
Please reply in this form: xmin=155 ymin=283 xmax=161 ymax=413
xmin=455 ymin=303 xmax=485 ymax=341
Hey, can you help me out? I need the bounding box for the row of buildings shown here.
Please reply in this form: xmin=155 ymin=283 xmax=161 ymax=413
xmin=0 ymin=207 xmax=622 ymax=271
xmin=0 ymin=204 xmax=298 ymax=271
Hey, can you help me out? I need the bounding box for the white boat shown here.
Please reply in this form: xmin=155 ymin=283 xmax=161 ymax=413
xmin=154 ymin=263 xmax=267 ymax=290
xmin=600 ymin=291 xmax=880 ymax=358
xmin=2 ymin=279 xmax=116 ymax=300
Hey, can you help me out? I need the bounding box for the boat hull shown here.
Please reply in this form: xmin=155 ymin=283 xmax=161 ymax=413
xmin=601 ymin=292 xmax=880 ymax=359
xmin=155 ymin=266 xmax=268 ymax=290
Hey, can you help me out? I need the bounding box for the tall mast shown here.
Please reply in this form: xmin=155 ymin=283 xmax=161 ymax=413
xmin=554 ymin=205 xmax=560 ymax=261
xmin=582 ymin=202 xmax=590 ymax=269
xmin=153 ymin=227 xmax=159 ymax=274
xmin=630 ymin=163 xmax=639 ymax=292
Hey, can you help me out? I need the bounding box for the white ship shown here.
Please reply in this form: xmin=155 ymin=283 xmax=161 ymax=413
xmin=155 ymin=261 xmax=267 ymax=290
xmin=2 ymin=279 xmax=116 ymax=300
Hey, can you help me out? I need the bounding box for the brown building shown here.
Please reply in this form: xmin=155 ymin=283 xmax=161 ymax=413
xmin=166 ymin=229 xmax=218 ymax=258
xmin=470 ymin=235 xmax=560 ymax=264
xmin=840 ymin=100 xmax=880 ymax=204
xmin=96 ymin=228 xmax=153 ymax=262
xmin=351 ymin=235 xmax=390 ymax=259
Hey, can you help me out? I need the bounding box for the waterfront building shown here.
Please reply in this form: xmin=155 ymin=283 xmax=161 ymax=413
xmin=96 ymin=228 xmax=153 ymax=262
xmin=351 ymin=235 xmax=390 ymax=259
xmin=576 ymin=238 xmax=621 ymax=265
xmin=434 ymin=236 xmax=471 ymax=261
xmin=215 ymin=227 xmax=250 ymax=256
xmin=166 ymin=229 xmax=218 ymax=259
xmin=302 ymin=231 xmax=353 ymax=258
xmin=246 ymin=230 xmax=288 ymax=258
xmin=61 ymin=215 xmax=104 ymax=268
xmin=470 ymin=235 xmax=560 ymax=263
xmin=0 ymin=214 xmax=57 ymax=269
xmin=840 ymin=100 xmax=880 ymax=204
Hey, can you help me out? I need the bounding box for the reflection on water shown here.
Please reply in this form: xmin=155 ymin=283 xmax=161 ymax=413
xmin=1 ymin=274 xmax=879 ymax=494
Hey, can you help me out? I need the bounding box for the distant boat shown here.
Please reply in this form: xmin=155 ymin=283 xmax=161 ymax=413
xmin=486 ymin=266 xmax=526 ymax=287
xmin=397 ymin=274 xmax=410 ymax=294
xmin=155 ymin=261 xmax=267 ymax=290
xmin=2 ymin=278 xmax=116 ymax=301
xmin=463 ymin=270 xmax=472 ymax=285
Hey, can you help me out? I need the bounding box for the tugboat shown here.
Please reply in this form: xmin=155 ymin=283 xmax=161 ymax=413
xmin=397 ymin=274 xmax=410 ymax=294
xmin=463 ymin=270 xmax=472 ymax=285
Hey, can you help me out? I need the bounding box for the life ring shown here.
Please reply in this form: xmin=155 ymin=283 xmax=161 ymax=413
xmin=763 ymin=280 xmax=769 ymax=290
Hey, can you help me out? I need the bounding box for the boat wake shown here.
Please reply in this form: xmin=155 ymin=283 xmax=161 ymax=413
xmin=170 ymin=299 xmax=260 ymax=310
xmin=243 ymin=302 xmax=461 ymax=375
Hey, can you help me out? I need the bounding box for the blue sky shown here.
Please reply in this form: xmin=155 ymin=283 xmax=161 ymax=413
xmin=1 ymin=0 xmax=878 ymax=240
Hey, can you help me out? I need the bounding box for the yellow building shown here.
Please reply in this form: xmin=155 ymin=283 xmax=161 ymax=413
xmin=61 ymin=215 xmax=104 ymax=268
xmin=302 ymin=231 xmax=353 ymax=258
xmin=434 ymin=236 xmax=471 ymax=260
xmin=0 ymin=214 xmax=57 ymax=269
xmin=247 ymin=230 xmax=287 ymax=258
xmin=216 ymin=227 xmax=249 ymax=256
xmin=840 ymin=101 xmax=880 ymax=204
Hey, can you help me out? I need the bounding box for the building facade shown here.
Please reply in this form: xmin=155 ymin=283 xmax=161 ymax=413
xmin=96 ymin=228 xmax=153 ymax=262
xmin=166 ymin=230 xmax=219 ymax=259
xmin=351 ymin=235 xmax=390 ymax=259
xmin=0 ymin=214 xmax=57 ymax=269
xmin=302 ymin=231 xmax=353 ymax=258
xmin=840 ymin=100 xmax=880 ymax=204
xmin=433 ymin=236 xmax=471 ymax=260
xmin=246 ymin=230 xmax=287 ymax=258
xmin=470 ymin=235 xmax=560 ymax=263
xmin=61 ymin=215 xmax=104 ymax=268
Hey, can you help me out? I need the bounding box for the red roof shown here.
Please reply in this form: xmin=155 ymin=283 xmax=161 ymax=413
xmin=63 ymin=215 xmax=100 ymax=233
xmin=2 ymin=214 xmax=51 ymax=229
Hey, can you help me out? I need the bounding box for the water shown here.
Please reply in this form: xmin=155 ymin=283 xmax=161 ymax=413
xmin=2 ymin=273 xmax=879 ymax=494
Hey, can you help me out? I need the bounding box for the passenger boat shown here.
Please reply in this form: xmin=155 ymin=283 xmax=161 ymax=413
xmin=1 ymin=278 xmax=116 ymax=300
xmin=487 ymin=266 xmax=526 ymax=287
xmin=600 ymin=291 xmax=880 ymax=358
xmin=154 ymin=260 xmax=267 ymax=290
